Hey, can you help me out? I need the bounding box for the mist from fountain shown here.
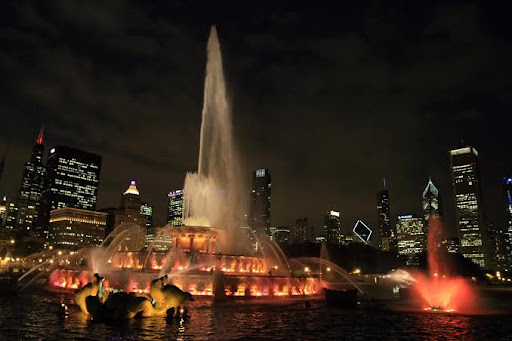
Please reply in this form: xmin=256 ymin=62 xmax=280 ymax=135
xmin=413 ymin=216 xmax=476 ymax=312
xmin=183 ymin=26 xmax=245 ymax=248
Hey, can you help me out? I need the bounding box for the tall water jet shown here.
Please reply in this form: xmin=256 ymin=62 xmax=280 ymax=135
xmin=183 ymin=26 xmax=244 ymax=243
xmin=413 ymin=216 xmax=476 ymax=312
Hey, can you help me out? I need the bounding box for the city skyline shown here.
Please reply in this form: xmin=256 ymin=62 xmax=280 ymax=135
xmin=1 ymin=2 xmax=512 ymax=237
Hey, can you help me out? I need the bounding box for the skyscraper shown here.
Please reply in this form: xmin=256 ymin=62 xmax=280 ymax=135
xmin=503 ymin=177 xmax=512 ymax=272
xmin=423 ymin=177 xmax=442 ymax=227
xmin=5 ymin=128 xmax=46 ymax=231
xmin=295 ymin=217 xmax=313 ymax=243
xmin=38 ymin=145 xmax=102 ymax=235
xmin=113 ymin=181 xmax=147 ymax=251
xmin=140 ymin=202 xmax=153 ymax=229
xmin=167 ymin=190 xmax=184 ymax=226
xmin=396 ymin=214 xmax=426 ymax=265
xmin=249 ymin=169 xmax=271 ymax=235
xmin=450 ymin=146 xmax=488 ymax=268
xmin=377 ymin=179 xmax=395 ymax=251
xmin=324 ymin=209 xmax=342 ymax=244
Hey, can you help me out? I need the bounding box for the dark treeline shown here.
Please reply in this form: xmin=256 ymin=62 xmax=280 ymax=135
xmin=281 ymin=242 xmax=483 ymax=278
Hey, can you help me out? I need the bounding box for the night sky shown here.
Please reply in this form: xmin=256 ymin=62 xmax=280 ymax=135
xmin=1 ymin=1 xmax=512 ymax=240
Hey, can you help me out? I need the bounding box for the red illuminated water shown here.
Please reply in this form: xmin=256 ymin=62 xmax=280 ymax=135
xmin=413 ymin=217 xmax=477 ymax=313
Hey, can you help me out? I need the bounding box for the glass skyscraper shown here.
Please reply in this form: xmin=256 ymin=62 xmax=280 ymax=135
xmin=38 ymin=145 xmax=102 ymax=235
xmin=249 ymin=168 xmax=271 ymax=235
xmin=140 ymin=202 xmax=153 ymax=229
xmin=503 ymin=177 xmax=512 ymax=272
xmin=396 ymin=214 xmax=426 ymax=265
xmin=377 ymin=179 xmax=395 ymax=251
xmin=167 ymin=190 xmax=184 ymax=226
xmin=450 ymin=146 xmax=488 ymax=268
xmin=5 ymin=128 xmax=46 ymax=231
xmin=295 ymin=217 xmax=313 ymax=243
xmin=423 ymin=177 xmax=442 ymax=229
xmin=323 ymin=209 xmax=342 ymax=244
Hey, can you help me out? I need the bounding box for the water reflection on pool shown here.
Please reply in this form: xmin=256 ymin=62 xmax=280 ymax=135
xmin=1 ymin=290 xmax=511 ymax=340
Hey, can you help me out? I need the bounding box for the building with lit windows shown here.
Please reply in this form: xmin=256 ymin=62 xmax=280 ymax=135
xmin=377 ymin=179 xmax=396 ymax=252
xmin=167 ymin=190 xmax=184 ymax=226
xmin=324 ymin=209 xmax=342 ymax=244
xmin=38 ymin=145 xmax=102 ymax=235
xmin=249 ymin=169 xmax=272 ymax=235
xmin=112 ymin=181 xmax=147 ymax=251
xmin=396 ymin=214 xmax=426 ymax=265
xmin=423 ymin=177 xmax=442 ymax=229
xmin=504 ymin=177 xmax=512 ymax=272
xmin=450 ymin=146 xmax=488 ymax=268
xmin=140 ymin=202 xmax=153 ymax=229
xmin=295 ymin=217 xmax=313 ymax=243
xmin=488 ymin=223 xmax=507 ymax=271
xmin=270 ymin=225 xmax=291 ymax=244
xmin=442 ymin=237 xmax=460 ymax=254
xmin=47 ymin=207 xmax=106 ymax=250
xmin=5 ymin=128 xmax=46 ymax=232
xmin=0 ymin=196 xmax=6 ymax=227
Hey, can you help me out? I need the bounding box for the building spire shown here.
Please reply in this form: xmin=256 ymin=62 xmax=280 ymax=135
xmin=383 ymin=177 xmax=387 ymax=190
xmin=36 ymin=125 xmax=45 ymax=145
xmin=124 ymin=180 xmax=140 ymax=195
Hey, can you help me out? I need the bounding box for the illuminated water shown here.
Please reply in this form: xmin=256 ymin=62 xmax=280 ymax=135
xmin=1 ymin=289 xmax=512 ymax=340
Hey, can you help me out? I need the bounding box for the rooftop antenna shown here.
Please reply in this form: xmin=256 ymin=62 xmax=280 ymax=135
xmin=37 ymin=124 xmax=45 ymax=145
xmin=383 ymin=177 xmax=387 ymax=190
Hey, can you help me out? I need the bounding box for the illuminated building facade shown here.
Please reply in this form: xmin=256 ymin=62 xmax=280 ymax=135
xmin=5 ymin=129 xmax=46 ymax=232
xmin=140 ymin=202 xmax=154 ymax=248
xmin=377 ymin=180 xmax=396 ymax=252
xmin=487 ymin=223 xmax=507 ymax=271
xmin=112 ymin=181 xmax=147 ymax=251
xmin=0 ymin=196 xmax=6 ymax=227
xmin=295 ymin=217 xmax=313 ymax=242
xmin=140 ymin=202 xmax=153 ymax=228
xmin=352 ymin=220 xmax=372 ymax=244
xmin=450 ymin=146 xmax=488 ymax=268
xmin=442 ymin=237 xmax=460 ymax=254
xmin=270 ymin=225 xmax=291 ymax=244
xmin=396 ymin=214 xmax=426 ymax=265
xmin=504 ymin=177 xmax=512 ymax=272
xmin=249 ymin=169 xmax=271 ymax=235
xmin=423 ymin=177 xmax=442 ymax=229
xmin=47 ymin=207 xmax=106 ymax=250
xmin=167 ymin=190 xmax=184 ymax=226
xmin=324 ymin=209 xmax=342 ymax=244
xmin=38 ymin=145 xmax=102 ymax=235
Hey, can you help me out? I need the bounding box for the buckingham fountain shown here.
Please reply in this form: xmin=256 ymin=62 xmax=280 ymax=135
xmin=45 ymin=27 xmax=325 ymax=300
xmin=12 ymin=27 xmax=476 ymax=315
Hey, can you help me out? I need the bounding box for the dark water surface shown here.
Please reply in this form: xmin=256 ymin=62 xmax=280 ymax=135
xmin=1 ymin=289 xmax=512 ymax=340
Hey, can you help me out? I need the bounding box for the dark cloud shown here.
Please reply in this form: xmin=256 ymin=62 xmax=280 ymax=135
xmin=1 ymin=1 xmax=511 ymax=238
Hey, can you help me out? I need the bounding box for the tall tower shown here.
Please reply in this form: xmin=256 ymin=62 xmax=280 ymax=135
xmin=423 ymin=177 xmax=442 ymax=227
xmin=167 ymin=190 xmax=184 ymax=226
xmin=377 ymin=178 xmax=395 ymax=251
xmin=450 ymin=146 xmax=488 ymax=268
xmin=295 ymin=217 xmax=313 ymax=243
xmin=503 ymin=177 xmax=512 ymax=272
xmin=249 ymin=169 xmax=271 ymax=235
xmin=38 ymin=145 xmax=102 ymax=235
xmin=5 ymin=127 xmax=46 ymax=231
xmin=324 ymin=209 xmax=342 ymax=244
